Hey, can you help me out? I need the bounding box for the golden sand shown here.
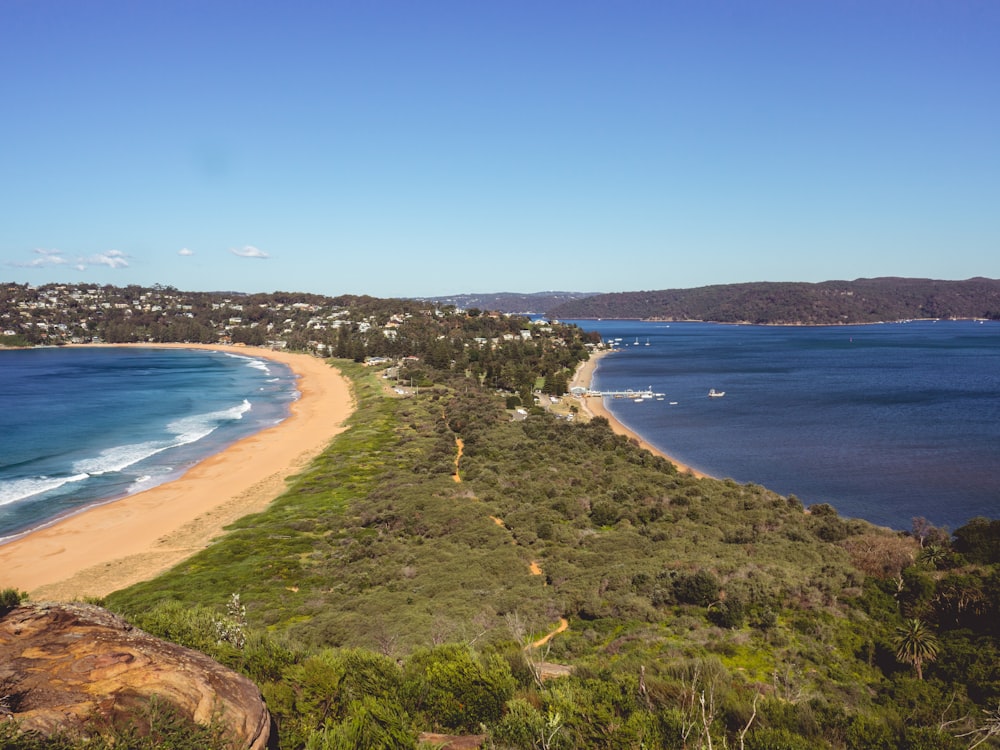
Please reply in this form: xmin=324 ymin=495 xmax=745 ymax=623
xmin=571 ymin=349 xmax=709 ymax=479
xmin=0 ymin=344 xmax=354 ymax=601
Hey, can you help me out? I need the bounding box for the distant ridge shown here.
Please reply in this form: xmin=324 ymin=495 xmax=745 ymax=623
xmin=416 ymin=291 xmax=600 ymax=315
xmin=547 ymin=277 xmax=1000 ymax=324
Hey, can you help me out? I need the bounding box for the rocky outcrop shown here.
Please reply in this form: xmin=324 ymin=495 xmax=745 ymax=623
xmin=0 ymin=602 xmax=271 ymax=749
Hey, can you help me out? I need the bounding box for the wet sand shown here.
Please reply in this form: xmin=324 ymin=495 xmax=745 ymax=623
xmin=0 ymin=344 xmax=354 ymax=601
xmin=571 ymin=349 xmax=710 ymax=479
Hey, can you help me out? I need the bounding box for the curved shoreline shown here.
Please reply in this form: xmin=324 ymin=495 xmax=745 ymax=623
xmin=572 ymin=349 xmax=711 ymax=479
xmin=0 ymin=344 xmax=354 ymax=601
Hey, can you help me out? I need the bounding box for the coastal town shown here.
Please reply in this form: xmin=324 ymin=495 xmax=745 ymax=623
xmin=1 ymin=282 xmax=391 ymax=351
xmin=1 ymin=281 xmax=594 ymax=353
xmin=0 ymin=282 xmax=602 ymax=412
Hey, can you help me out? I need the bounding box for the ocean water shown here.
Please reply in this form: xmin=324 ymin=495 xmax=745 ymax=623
xmin=0 ymin=347 xmax=299 ymax=540
xmin=568 ymin=320 xmax=1000 ymax=531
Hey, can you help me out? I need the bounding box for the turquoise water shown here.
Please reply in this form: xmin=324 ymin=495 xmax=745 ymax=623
xmin=0 ymin=347 xmax=299 ymax=540
xmin=569 ymin=320 xmax=1000 ymax=531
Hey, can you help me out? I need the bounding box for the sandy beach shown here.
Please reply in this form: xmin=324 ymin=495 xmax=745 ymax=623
xmin=572 ymin=349 xmax=709 ymax=479
xmin=0 ymin=344 xmax=354 ymax=601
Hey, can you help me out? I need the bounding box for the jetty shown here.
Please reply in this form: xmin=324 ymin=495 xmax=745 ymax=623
xmin=585 ymin=388 xmax=665 ymax=400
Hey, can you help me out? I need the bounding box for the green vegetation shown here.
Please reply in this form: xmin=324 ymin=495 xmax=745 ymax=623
xmin=550 ymin=277 xmax=1000 ymax=323
xmin=3 ymin=295 xmax=999 ymax=748
xmin=0 ymin=695 xmax=232 ymax=750
xmin=0 ymin=334 xmax=30 ymax=347
xmin=0 ymin=588 xmax=26 ymax=616
xmin=99 ymin=358 xmax=999 ymax=747
xmin=892 ymin=619 xmax=939 ymax=681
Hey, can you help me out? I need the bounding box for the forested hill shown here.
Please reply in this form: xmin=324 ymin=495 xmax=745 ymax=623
xmin=419 ymin=291 xmax=599 ymax=315
xmin=548 ymin=277 xmax=1000 ymax=324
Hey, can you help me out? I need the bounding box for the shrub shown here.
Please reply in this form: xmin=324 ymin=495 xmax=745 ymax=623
xmin=708 ymin=597 xmax=746 ymax=629
xmin=673 ymin=570 xmax=720 ymax=606
xmin=746 ymin=727 xmax=815 ymax=750
xmin=952 ymin=517 xmax=1000 ymax=564
xmin=590 ymin=500 xmax=620 ymax=527
xmin=0 ymin=588 xmax=26 ymax=616
xmin=402 ymin=644 xmax=515 ymax=733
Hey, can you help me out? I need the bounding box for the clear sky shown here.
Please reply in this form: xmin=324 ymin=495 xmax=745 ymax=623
xmin=2 ymin=1 xmax=997 ymax=298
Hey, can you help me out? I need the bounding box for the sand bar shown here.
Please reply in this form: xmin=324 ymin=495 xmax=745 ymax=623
xmin=0 ymin=344 xmax=354 ymax=601
xmin=572 ymin=349 xmax=710 ymax=479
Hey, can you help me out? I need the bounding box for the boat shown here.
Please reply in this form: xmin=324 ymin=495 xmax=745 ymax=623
xmin=708 ymin=389 xmax=725 ymax=398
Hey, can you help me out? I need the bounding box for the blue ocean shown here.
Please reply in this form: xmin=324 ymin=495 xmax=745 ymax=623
xmin=0 ymin=347 xmax=299 ymax=541
xmin=569 ymin=320 xmax=1000 ymax=531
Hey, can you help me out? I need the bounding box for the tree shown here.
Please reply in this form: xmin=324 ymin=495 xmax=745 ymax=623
xmin=673 ymin=570 xmax=720 ymax=607
xmin=893 ymin=618 xmax=940 ymax=680
xmin=402 ymin=644 xmax=515 ymax=733
xmin=953 ymin=517 xmax=1000 ymax=565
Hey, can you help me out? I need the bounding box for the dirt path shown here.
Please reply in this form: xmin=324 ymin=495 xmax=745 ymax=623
xmin=529 ymin=617 xmax=569 ymax=649
xmin=452 ymin=437 xmax=464 ymax=482
xmin=488 ymin=516 xmax=546 ymax=577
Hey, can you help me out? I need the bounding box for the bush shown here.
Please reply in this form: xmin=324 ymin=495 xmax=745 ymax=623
xmin=952 ymin=517 xmax=1000 ymax=564
xmin=402 ymin=644 xmax=515 ymax=733
xmin=0 ymin=588 xmax=26 ymax=616
xmin=708 ymin=597 xmax=746 ymax=629
xmin=303 ymin=696 xmax=416 ymax=749
xmin=746 ymin=727 xmax=815 ymax=750
xmin=673 ymin=570 xmax=720 ymax=606
xmin=590 ymin=500 xmax=620 ymax=527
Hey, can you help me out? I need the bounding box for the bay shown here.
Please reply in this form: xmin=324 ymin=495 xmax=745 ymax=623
xmin=0 ymin=347 xmax=299 ymax=540
xmin=567 ymin=320 xmax=1000 ymax=531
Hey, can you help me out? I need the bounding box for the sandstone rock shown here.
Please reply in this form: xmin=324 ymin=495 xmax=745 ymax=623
xmin=0 ymin=602 xmax=271 ymax=749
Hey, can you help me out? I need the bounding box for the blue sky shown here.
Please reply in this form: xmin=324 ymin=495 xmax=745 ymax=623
xmin=2 ymin=1 xmax=997 ymax=298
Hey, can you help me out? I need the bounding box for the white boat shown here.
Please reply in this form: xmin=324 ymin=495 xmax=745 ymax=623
xmin=708 ymin=389 xmax=725 ymax=398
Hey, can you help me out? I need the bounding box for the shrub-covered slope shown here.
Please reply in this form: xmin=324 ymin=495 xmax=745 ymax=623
xmin=100 ymin=361 xmax=1000 ymax=748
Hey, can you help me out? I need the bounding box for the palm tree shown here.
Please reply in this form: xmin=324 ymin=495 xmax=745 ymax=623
xmin=892 ymin=618 xmax=940 ymax=680
xmin=917 ymin=544 xmax=946 ymax=569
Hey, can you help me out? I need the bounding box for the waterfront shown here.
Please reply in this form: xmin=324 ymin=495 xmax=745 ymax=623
xmin=571 ymin=319 xmax=1000 ymax=530
xmin=0 ymin=346 xmax=298 ymax=540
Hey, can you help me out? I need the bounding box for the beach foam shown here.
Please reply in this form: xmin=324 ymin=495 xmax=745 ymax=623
xmin=71 ymin=400 xmax=254 ymax=478
xmin=0 ymin=473 xmax=90 ymax=508
xmin=0 ymin=344 xmax=353 ymax=600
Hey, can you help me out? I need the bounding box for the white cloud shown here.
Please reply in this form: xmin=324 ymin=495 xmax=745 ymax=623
xmin=89 ymin=250 xmax=129 ymax=269
xmin=7 ymin=248 xmax=129 ymax=271
xmin=178 ymin=247 xmax=194 ymax=256
xmin=12 ymin=248 xmax=68 ymax=268
xmin=230 ymin=245 xmax=269 ymax=259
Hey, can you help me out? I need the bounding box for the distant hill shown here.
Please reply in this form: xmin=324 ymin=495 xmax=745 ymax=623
xmin=417 ymin=291 xmax=600 ymax=315
xmin=548 ymin=277 xmax=1000 ymax=324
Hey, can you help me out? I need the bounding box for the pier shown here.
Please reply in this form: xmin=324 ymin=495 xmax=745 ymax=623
xmin=585 ymin=388 xmax=665 ymax=400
